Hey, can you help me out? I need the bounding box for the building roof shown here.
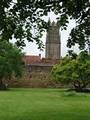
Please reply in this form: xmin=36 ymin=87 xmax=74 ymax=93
xmin=23 ymin=55 xmax=60 ymax=65
xmin=23 ymin=55 xmax=41 ymax=64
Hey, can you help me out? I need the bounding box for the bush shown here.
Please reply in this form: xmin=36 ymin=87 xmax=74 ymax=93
xmin=52 ymin=51 xmax=90 ymax=92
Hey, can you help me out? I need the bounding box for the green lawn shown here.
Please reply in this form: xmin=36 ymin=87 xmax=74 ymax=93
xmin=0 ymin=88 xmax=90 ymax=120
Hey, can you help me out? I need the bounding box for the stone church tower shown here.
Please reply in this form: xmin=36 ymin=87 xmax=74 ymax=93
xmin=45 ymin=21 xmax=61 ymax=59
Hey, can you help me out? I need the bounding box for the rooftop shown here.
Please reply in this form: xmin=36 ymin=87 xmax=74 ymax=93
xmin=23 ymin=55 xmax=60 ymax=65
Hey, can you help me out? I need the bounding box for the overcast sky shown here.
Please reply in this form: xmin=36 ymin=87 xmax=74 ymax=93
xmin=22 ymin=12 xmax=80 ymax=57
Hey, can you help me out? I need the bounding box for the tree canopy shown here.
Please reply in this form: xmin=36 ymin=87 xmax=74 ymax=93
xmin=0 ymin=40 xmax=24 ymax=89
xmin=0 ymin=0 xmax=89 ymax=49
xmin=52 ymin=51 xmax=90 ymax=92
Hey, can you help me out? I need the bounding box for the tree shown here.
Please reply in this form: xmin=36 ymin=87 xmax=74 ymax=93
xmin=0 ymin=0 xmax=89 ymax=49
xmin=52 ymin=51 xmax=90 ymax=92
xmin=0 ymin=0 xmax=48 ymax=49
xmin=55 ymin=0 xmax=90 ymax=49
xmin=0 ymin=40 xmax=24 ymax=90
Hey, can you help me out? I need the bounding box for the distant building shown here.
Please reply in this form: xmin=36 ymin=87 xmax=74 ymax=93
xmin=23 ymin=20 xmax=61 ymax=72
xmin=46 ymin=21 xmax=61 ymax=59
xmin=10 ymin=21 xmax=61 ymax=87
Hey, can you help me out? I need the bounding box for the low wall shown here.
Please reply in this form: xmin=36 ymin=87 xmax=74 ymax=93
xmin=7 ymin=71 xmax=61 ymax=88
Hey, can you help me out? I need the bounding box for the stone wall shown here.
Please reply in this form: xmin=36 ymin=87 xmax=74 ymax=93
xmin=7 ymin=70 xmax=60 ymax=88
xmin=6 ymin=61 xmax=61 ymax=88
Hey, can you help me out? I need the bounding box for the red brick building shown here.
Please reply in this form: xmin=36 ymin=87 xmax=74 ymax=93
xmin=23 ymin=54 xmax=60 ymax=72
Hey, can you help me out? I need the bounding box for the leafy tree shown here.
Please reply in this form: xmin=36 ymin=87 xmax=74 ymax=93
xmin=0 ymin=0 xmax=89 ymax=49
xmin=0 ymin=40 xmax=24 ymax=90
xmin=52 ymin=0 xmax=90 ymax=49
xmin=52 ymin=51 xmax=90 ymax=92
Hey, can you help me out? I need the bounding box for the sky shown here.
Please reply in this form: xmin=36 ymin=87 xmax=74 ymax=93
xmin=22 ymin=12 xmax=80 ymax=57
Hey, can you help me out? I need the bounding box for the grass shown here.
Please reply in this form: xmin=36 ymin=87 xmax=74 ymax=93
xmin=0 ymin=88 xmax=90 ymax=120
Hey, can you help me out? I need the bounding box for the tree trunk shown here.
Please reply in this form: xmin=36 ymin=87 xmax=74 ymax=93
xmin=0 ymin=79 xmax=3 ymax=86
xmin=73 ymin=81 xmax=88 ymax=92
xmin=0 ymin=79 xmax=7 ymax=90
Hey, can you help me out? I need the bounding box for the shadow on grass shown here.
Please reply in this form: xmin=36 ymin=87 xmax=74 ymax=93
xmin=67 ymin=88 xmax=90 ymax=93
